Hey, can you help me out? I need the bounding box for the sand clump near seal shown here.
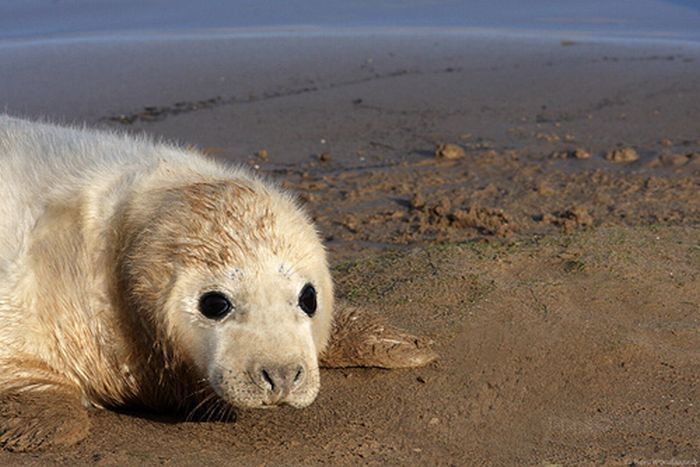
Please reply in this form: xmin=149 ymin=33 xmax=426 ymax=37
xmin=539 ymin=206 xmax=594 ymax=233
xmin=434 ymin=143 xmax=466 ymax=160
xmin=408 ymin=196 xmax=514 ymax=237
xmin=550 ymin=148 xmax=591 ymax=160
xmin=0 ymin=116 xmax=435 ymax=452
xmin=605 ymin=146 xmax=639 ymax=163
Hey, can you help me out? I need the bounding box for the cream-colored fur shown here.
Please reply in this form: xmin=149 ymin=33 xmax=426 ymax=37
xmin=0 ymin=115 xmax=436 ymax=452
xmin=0 ymin=115 xmax=334 ymax=448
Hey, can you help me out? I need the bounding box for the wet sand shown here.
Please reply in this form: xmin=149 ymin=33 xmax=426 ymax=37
xmin=1 ymin=33 xmax=699 ymax=464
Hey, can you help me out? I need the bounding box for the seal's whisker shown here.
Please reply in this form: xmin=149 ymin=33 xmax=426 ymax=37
xmin=183 ymin=385 xmax=212 ymax=402
xmin=203 ymin=399 xmax=222 ymax=422
xmin=214 ymin=401 xmax=229 ymax=422
xmin=186 ymin=392 xmax=218 ymax=421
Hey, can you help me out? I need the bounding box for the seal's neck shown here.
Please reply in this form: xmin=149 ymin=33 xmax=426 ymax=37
xmin=108 ymin=187 xmax=204 ymax=412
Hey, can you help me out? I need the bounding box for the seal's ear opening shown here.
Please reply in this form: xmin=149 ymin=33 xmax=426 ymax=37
xmin=319 ymin=300 xmax=438 ymax=369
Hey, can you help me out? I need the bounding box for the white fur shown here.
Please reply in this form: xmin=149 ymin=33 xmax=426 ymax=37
xmin=0 ymin=115 xmax=333 ymax=410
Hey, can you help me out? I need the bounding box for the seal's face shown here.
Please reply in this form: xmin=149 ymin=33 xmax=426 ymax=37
xmin=124 ymin=180 xmax=333 ymax=409
xmin=171 ymin=253 xmax=329 ymax=408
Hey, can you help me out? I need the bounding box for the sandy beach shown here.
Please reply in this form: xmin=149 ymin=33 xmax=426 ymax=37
xmin=1 ymin=26 xmax=699 ymax=465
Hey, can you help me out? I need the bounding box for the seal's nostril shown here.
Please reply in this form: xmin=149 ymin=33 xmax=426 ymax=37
xmin=251 ymin=362 xmax=307 ymax=403
xmin=293 ymin=366 xmax=304 ymax=385
xmin=261 ymin=369 xmax=275 ymax=391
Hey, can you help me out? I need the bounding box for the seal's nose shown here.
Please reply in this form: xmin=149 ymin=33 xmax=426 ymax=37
xmin=251 ymin=362 xmax=306 ymax=404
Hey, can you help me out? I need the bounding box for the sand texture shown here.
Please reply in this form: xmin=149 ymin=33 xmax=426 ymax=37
xmin=0 ymin=33 xmax=699 ymax=464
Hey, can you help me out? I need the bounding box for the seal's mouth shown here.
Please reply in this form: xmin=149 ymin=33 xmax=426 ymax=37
xmin=258 ymin=404 xmax=281 ymax=409
xmin=217 ymin=394 xmax=311 ymax=410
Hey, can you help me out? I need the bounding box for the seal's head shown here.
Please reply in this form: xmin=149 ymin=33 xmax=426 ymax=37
xmin=120 ymin=177 xmax=333 ymax=409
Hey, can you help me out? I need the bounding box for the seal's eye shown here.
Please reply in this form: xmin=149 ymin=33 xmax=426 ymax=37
xmin=298 ymin=283 xmax=317 ymax=317
xmin=199 ymin=292 xmax=232 ymax=320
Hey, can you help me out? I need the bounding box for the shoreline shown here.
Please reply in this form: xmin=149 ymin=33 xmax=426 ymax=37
xmin=3 ymin=0 xmax=699 ymax=46
xmin=2 ymin=26 xmax=700 ymax=50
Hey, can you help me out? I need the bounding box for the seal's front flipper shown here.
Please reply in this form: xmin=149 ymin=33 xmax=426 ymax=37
xmin=0 ymin=361 xmax=89 ymax=452
xmin=319 ymin=302 xmax=438 ymax=369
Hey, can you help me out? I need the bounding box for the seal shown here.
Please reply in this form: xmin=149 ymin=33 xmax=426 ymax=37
xmin=0 ymin=115 xmax=436 ymax=451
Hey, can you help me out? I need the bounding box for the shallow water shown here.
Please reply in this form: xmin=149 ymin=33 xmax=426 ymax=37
xmin=1 ymin=0 xmax=699 ymax=44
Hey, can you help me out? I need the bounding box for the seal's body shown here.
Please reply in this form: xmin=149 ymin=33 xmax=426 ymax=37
xmin=0 ymin=116 xmax=435 ymax=451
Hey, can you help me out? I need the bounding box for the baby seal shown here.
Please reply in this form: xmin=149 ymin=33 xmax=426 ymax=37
xmin=0 ymin=115 xmax=435 ymax=451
